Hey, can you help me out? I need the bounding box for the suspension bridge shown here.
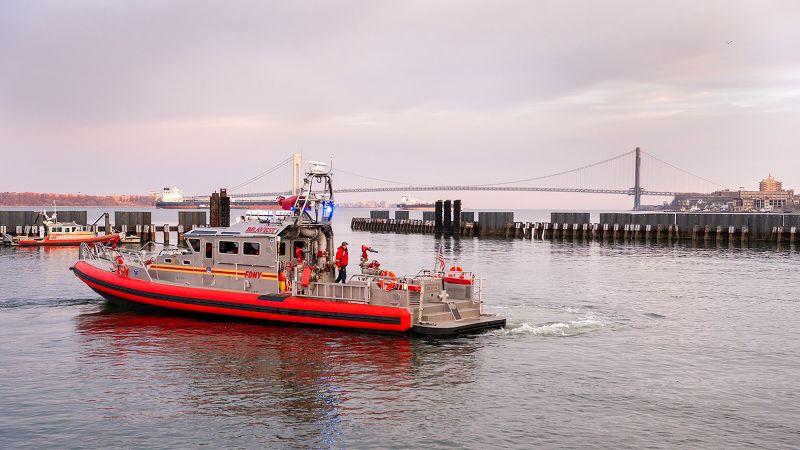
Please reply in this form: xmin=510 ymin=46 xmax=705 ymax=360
xmin=190 ymin=148 xmax=729 ymax=209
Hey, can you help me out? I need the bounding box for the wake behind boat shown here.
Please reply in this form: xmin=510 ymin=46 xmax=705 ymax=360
xmin=70 ymin=162 xmax=505 ymax=336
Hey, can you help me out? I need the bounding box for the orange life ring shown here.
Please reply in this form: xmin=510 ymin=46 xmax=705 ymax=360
xmin=377 ymin=270 xmax=396 ymax=291
xmin=448 ymin=265 xmax=465 ymax=278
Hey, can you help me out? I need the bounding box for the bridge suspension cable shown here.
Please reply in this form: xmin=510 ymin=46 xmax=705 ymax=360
xmin=640 ymin=150 xmax=727 ymax=190
xmin=331 ymin=167 xmax=417 ymax=186
xmin=470 ymin=149 xmax=636 ymax=187
xmin=229 ymin=156 xmax=293 ymax=192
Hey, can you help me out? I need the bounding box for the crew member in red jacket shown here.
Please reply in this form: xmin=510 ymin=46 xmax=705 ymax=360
xmin=334 ymin=241 xmax=349 ymax=283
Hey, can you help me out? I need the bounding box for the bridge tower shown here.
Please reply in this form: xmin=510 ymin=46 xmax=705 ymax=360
xmin=634 ymin=147 xmax=642 ymax=210
xmin=291 ymin=153 xmax=302 ymax=195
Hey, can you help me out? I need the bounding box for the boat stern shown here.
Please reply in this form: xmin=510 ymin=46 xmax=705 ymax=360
xmin=412 ymin=315 xmax=506 ymax=337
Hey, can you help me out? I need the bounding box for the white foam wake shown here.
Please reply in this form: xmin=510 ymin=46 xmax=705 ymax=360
xmin=490 ymin=315 xmax=613 ymax=337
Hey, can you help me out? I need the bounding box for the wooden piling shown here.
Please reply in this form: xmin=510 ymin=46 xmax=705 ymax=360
xmin=443 ymin=200 xmax=452 ymax=235
xmin=210 ymin=191 xmax=221 ymax=227
xmin=504 ymin=223 xmax=514 ymax=239
xmin=163 ymin=224 xmax=170 ymax=245
xmin=463 ymin=222 xmax=473 ymax=237
xmin=434 ymin=201 xmax=443 ymax=234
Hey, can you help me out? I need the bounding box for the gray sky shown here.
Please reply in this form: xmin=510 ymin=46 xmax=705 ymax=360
xmin=1 ymin=0 xmax=798 ymax=208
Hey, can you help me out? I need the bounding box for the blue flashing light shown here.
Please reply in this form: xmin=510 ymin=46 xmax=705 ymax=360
xmin=322 ymin=201 xmax=335 ymax=221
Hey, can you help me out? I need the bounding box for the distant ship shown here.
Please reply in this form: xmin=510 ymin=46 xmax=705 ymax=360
xmin=154 ymin=187 xmax=207 ymax=209
xmin=155 ymin=187 xmax=280 ymax=210
xmin=397 ymin=196 xmax=435 ymax=210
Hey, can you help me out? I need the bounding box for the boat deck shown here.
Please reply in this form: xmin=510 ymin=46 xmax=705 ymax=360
xmin=413 ymin=316 xmax=506 ymax=336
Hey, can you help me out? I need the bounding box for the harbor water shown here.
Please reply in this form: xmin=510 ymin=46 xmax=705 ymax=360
xmin=1 ymin=208 xmax=798 ymax=448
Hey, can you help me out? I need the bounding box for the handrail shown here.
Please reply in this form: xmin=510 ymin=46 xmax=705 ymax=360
xmin=139 ymin=241 xmax=159 ymax=252
xmin=79 ymin=242 xmax=93 ymax=260
xmin=85 ymin=242 xmax=153 ymax=282
xmin=476 ymin=277 xmax=486 ymax=314
xmin=299 ymin=281 xmax=370 ymax=304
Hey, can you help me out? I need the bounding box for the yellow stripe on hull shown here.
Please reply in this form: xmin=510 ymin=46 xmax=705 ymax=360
xmin=149 ymin=264 xmax=277 ymax=280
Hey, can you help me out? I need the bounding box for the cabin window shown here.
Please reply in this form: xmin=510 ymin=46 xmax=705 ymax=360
xmin=219 ymin=241 xmax=239 ymax=255
xmin=53 ymin=227 xmax=62 ymax=232
xmin=243 ymin=242 xmax=260 ymax=256
xmin=205 ymin=242 xmax=213 ymax=258
xmin=183 ymin=260 xmax=191 ymax=265
xmin=188 ymin=238 xmax=201 ymax=252
xmin=279 ymin=242 xmax=286 ymax=256
xmin=164 ymin=258 xmax=172 ymax=263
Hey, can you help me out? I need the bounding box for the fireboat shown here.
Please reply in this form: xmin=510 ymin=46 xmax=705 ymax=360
xmin=4 ymin=210 xmax=123 ymax=247
xmin=70 ymin=162 xmax=505 ymax=336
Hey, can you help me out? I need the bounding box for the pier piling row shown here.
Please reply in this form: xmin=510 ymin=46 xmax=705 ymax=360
xmin=351 ymin=211 xmax=800 ymax=243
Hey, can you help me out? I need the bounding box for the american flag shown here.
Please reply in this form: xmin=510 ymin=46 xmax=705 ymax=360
xmin=435 ymin=248 xmax=446 ymax=273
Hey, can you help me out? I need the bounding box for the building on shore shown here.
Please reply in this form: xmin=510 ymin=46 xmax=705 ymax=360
xmin=670 ymin=174 xmax=798 ymax=212
xmin=759 ymin=174 xmax=782 ymax=192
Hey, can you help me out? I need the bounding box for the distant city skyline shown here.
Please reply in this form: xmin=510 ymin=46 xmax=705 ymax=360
xmin=1 ymin=1 xmax=799 ymax=209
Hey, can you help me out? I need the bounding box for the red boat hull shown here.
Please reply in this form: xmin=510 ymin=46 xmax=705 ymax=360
xmin=71 ymin=261 xmax=412 ymax=333
xmin=18 ymin=234 xmax=120 ymax=247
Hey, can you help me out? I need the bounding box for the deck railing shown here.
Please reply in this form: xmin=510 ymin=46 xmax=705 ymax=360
xmin=79 ymin=242 xmax=154 ymax=282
